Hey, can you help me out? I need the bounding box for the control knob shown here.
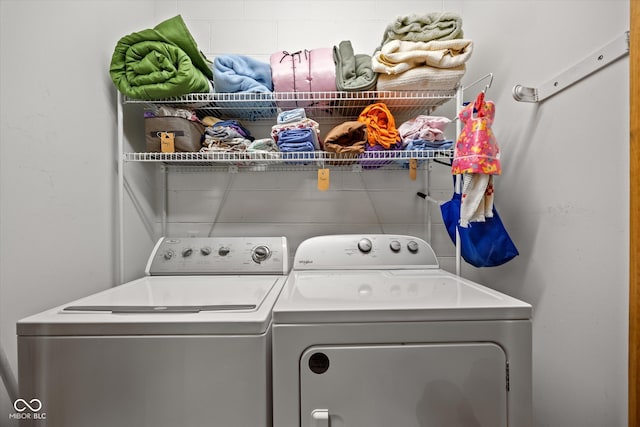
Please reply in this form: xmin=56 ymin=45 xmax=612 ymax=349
xmin=163 ymin=250 xmax=175 ymax=260
xmin=200 ymin=246 xmax=212 ymax=256
xmin=357 ymin=238 xmax=372 ymax=253
xmin=407 ymin=240 xmax=419 ymax=253
xmin=389 ymin=240 xmax=401 ymax=253
xmin=182 ymin=248 xmax=193 ymax=257
xmin=252 ymin=245 xmax=271 ymax=263
xmin=218 ymin=247 xmax=230 ymax=256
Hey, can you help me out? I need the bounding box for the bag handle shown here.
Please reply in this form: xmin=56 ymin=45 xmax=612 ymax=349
xmin=473 ymin=91 xmax=487 ymax=118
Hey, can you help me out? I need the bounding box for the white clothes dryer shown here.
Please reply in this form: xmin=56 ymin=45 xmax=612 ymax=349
xmin=17 ymin=236 xmax=289 ymax=427
xmin=272 ymin=234 xmax=532 ymax=427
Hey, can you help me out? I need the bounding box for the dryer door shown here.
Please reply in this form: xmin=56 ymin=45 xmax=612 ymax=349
xmin=300 ymin=343 xmax=507 ymax=427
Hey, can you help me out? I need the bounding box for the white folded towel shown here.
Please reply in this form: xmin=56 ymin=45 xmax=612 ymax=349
xmin=372 ymin=39 xmax=473 ymax=75
xmin=459 ymin=174 xmax=494 ymax=227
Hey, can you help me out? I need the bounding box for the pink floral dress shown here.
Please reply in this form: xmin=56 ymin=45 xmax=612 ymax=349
xmin=451 ymin=92 xmax=501 ymax=175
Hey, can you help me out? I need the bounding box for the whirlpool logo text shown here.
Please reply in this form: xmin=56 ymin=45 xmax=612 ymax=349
xmin=9 ymin=398 xmax=46 ymax=420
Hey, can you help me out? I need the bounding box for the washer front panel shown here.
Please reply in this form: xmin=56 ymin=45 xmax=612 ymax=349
xmin=19 ymin=333 xmax=271 ymax=427
xmin=299 ymin=343 xmax=507 ymax=427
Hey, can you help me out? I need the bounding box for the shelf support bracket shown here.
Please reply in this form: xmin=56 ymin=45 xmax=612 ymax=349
xmin=512 ymin=31 xmax=629 ymax=103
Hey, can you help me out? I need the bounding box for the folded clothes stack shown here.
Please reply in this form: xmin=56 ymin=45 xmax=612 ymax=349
xmin=373 ymin=12 xmax=472 ymax=92
xmin=398 ymin=115 xmax=453 ymax=148
xmin=200 ymin=120 xmax=254 ymax=153
xmin=269 ymin=108 xmax=321 ymax=164
xmin=199 ymin=118 xmax=280 ymax=166
xmin=271 ymin=111 xmax=322 ymax=150
xmin=396 ymin=115 xmax=454 ymax=168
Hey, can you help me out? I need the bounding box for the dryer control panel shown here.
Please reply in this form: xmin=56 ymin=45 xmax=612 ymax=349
xmin=293 ymin=234 xmax=439 ymax=270
xmin=146 ymin=237 xmax=289 ymax=275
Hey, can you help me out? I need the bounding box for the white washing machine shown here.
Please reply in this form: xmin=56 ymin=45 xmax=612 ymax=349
xmin=17 ymin=236 xmax=289 ymax=427
xmin=272 ymin=234 xmax=532 ymax=427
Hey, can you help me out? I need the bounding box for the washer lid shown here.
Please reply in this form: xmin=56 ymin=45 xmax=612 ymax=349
xmin=18 ymin=275 xmax=287 ymax=336
xmin=272 ymin=269 xmax=532 ymax=324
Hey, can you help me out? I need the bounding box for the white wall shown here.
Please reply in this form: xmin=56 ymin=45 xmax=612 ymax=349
xmin=452 ymin=2 xmax=629 ymax=426
xmin=0 ymin=1 xmax=629 ymax=426
xmin=0 ymin=0 xmax=156 ymax=423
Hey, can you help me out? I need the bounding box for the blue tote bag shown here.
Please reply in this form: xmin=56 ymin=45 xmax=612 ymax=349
xmin=440 ymin=191 xmax=519 ymax=268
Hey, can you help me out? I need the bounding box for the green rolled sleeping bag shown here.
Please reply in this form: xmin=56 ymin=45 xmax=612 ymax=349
xmin=110 ymin=15 xmax=212 ymax=100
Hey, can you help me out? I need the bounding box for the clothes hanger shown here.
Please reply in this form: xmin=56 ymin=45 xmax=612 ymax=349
xmin=463 ymin=72 xmax=493 ymax=95
xmin=482 ymin=73 xmax=494 ymax=94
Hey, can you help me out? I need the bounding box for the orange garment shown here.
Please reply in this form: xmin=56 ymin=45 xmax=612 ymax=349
xmin=357 ymin=102 xmax=400 ymax=149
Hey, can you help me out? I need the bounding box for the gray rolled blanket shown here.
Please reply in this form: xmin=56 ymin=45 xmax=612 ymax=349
xmin=380 ymin=12 xmax=463 ymax=47
xmin=333 ymin=41 xmax=378 ymax=92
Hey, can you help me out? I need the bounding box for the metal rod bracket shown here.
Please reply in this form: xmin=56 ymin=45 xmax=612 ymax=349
xmin=513 ymin=31 xmax=629 ymax=103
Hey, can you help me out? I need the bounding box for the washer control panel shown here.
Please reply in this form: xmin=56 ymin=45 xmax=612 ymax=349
xmin=293 ymin=234 xmax=439 ymax=270
xmin=146 ymin=237 xmax=289 ymax=275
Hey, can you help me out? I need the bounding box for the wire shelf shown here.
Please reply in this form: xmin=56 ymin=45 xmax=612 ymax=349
xmin=123 ymin=90 xmax=457 ymax=121
xmin=123 ymin=149 xmax=454 ymax=171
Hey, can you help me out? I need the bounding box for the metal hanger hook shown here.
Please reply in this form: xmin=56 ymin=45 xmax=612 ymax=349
xmin=463 ymin=72 xmax=494 ymax=94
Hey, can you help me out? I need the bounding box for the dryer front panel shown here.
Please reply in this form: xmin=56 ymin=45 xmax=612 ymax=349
xmin=299 ymin=343 xmax=507 ymax=427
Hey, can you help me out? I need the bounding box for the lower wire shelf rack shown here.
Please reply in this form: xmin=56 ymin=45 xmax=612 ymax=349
xmin=123 ymin=149 xmax=454 ymax=171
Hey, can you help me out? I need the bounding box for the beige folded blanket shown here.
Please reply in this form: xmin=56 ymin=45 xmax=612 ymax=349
xmin=372 ymin=39 xmax=473 ymax=75
xmin=376 ymin=65 xmax=465 ymax=92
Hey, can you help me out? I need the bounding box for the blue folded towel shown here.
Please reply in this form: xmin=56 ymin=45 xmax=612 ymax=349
xmin=212 ymin=55 xmax=273 ymax=93
xmin=277 ymin=128 xmax=315 ymax=157
xmin=278 ymin=141 xmax=316 ymax=152
xmin=277 ymin=108 xmax=307 ymax=124
xmin=277 ymin=128 xmax=314 ymax=145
